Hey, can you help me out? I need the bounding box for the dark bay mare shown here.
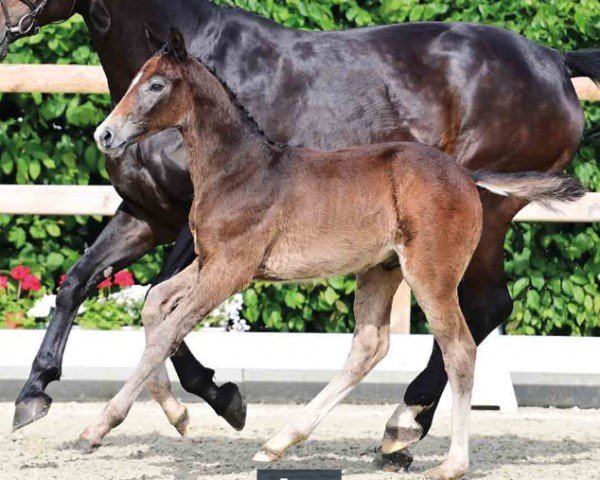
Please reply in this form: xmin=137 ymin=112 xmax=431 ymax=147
xmin=88 ymin=30 xmax=583 ymax=479
xmin=2 ymin=0 xmax=600 ymax=466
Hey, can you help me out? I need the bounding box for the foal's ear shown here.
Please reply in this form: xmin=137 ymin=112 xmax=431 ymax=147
xmin=168 ymin=28 xmax=189 ymax=63
xmin=144 ymin=23 xmax=164 ymax=54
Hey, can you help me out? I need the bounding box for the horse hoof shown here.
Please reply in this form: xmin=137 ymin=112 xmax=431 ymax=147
xmin=217 ymin=382 xmax=247 ymax=431
xmin=425 ymin=460 xmax=468 ymax=480
xmin=374 ymin=448 xmax=414 ymax=472
xmin=381 ymin=423 xmax=423 ymax=454
xmin=74 ymin=438 xmax=99 ymax=454
xmin=252 ymin=448 xmax=282 ymax=463
xmin=12 ymin=392 xmax=53 ymax=431
xmin=174 ymin=409 xmax=191 ymax=437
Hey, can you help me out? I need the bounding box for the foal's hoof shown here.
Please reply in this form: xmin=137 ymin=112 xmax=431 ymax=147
xmin=425 ymin=460 xmax=468 ymax=480
xmin=217 ymin=382 xmax=247 ymax=431
xmin=174 ymin=408 xmax=191 ymax=437
xmin=374 ymin=447 xmax=414 ymax=472
xmin=74 ymin=437 xmax=100 ymax=454
xmin=12 ymin=392 xmax=53 ymax=431
xmin=252 ymin=447 xmax=282 ymax=463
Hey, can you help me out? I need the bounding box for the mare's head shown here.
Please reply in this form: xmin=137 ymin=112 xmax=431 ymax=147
xmin=0 ymin=0 xmax=76 ymax=61
xmin=95 ymin=27 xmax=198 ymax=157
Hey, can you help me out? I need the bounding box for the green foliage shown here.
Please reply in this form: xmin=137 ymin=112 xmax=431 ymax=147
xmin=77 ymin=296 xmax=143 ymax=330
xmin=1 ymin=1 xmax=599 ymax=334
xmin=243 ymin=276 xmax=356 ymax=332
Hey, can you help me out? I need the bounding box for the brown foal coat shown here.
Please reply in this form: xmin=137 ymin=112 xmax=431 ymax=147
xmin=87 ymin=31 xmax=584 ymax=480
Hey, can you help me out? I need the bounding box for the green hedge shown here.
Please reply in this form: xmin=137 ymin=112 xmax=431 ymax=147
xmin=1 ymin=0 xmax=599 ymax=334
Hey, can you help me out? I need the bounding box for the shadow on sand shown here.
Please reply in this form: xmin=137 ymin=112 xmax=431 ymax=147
xmin=58 ymin=431 xmax=599 ymax=479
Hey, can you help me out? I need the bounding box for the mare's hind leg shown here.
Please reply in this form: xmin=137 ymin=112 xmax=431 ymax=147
xmin=253 ymin=264 xmax=403 ymax=462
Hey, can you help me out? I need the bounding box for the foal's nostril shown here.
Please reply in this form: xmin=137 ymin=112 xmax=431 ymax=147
xmin=101 ymin=128 xmax=114 ymax=148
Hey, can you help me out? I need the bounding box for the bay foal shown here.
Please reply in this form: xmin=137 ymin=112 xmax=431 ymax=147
xmin=88 ymin=30 xmax=584 ymax=479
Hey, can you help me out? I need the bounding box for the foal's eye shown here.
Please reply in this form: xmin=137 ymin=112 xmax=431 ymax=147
xmin=150 ymin=83 xmax=164 ymax=92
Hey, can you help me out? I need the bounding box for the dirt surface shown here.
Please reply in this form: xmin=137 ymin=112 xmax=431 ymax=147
xmin=1 ymin=402 xmax=599 ymax=479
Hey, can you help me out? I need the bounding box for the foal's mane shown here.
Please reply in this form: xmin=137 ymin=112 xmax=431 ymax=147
xmin=188 ymin=54 xmax=286 ymax=149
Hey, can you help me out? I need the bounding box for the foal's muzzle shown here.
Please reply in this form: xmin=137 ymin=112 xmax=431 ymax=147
xmin=94 ymin=118 xmax=144 ymax=157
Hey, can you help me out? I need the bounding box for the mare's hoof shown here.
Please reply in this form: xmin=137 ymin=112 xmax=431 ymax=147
xmin=12 ymin=393 xmax=53 ymax=431
xmin=381 ymin=422 xmax=423 ymax=454
xmin=74 ymin=438 xmax=100 ymax=454
xmin=217 ymin=382 xmax=247 ymax=431
xmin=252 ymin=448 xmax=282 ymax=463
xmin=374 ymin=448 xmax=414 ymax=472
xmin=174 ymin=408 xmax=191 ymax=437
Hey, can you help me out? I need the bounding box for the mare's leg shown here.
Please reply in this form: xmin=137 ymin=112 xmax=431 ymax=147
xmin=253 ymin=264 xmax=404 ymax=462
xmin=381 ymin=194 xmax=520 ymax=458
xmin=159 ymin=227 xmax=246 ymax=431
xmin=76 ymin=254 xmax=256 ymax=451
xmin=13 ymin=208 xmax=172 ymax=430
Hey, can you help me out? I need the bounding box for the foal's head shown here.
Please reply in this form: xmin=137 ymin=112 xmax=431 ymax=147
xmin=95 ymin=28 xmax=221 ymax=157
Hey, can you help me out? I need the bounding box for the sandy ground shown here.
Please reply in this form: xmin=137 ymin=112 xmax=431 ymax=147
xmin=1 ymin=402 xmax=599 ymax=480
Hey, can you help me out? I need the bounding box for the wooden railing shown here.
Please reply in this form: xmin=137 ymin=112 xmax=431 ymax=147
xmin=1 ymin=64 xmax=599 ymax=333
xmin=1 ymin=64 xmax=599 ymax=100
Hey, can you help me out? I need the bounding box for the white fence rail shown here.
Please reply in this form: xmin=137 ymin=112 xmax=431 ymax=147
xmin=1 ymin=64 xmax=599 ymax=100
xmin=3 ymin=184 xmax=600 ymax=221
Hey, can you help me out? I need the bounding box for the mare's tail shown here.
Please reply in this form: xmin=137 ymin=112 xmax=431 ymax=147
xmin=470 ymin=171 xmax=586 ymax=206
xmin=564 ymin=49 xmax=600 ymax=86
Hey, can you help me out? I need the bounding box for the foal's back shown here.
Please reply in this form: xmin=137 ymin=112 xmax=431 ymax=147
xmin=258 ymin=142 xmax=482 ymax=281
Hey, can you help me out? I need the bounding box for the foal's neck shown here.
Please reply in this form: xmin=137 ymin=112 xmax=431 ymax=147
xmin=180 ymin=73 xmax=279 ymax=192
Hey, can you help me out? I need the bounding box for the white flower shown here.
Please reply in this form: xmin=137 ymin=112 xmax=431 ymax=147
xmin=108 ymin=284 xmax=151 ymax=305
xmin=204 ymin=293 xmax=246 ymax=331
xmin=27 ymin=294 xmax=85 ymax=318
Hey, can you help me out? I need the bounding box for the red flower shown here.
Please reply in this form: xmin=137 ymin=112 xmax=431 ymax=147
xmin=21 ymin=274 xmax=41 ymax=292
xmin=98 ymin=277 xmax=113 ymax=289
xmin=113 ymin=270 xmax=135 ymax=287
xmin=0 ymin=275 xmax=7 ymax=289
xmin=10 ymin=265 xmax=31 ymax=281
xmin=5 ymin=311 xmax=24 ymax=329
xmin=58 ymin=274 xmax=67 ymax=287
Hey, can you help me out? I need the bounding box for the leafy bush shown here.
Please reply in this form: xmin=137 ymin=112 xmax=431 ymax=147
xmin=1 ymin=1 xmax=599 ymax=334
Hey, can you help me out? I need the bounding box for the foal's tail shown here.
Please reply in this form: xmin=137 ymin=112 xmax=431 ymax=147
xmin=470 ymin=171 xmax=587 ymax=205
xmin=564 ymin=49 xmax=600 ymax=86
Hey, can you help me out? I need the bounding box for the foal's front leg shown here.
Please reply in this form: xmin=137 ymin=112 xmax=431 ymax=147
xmin=76 ymin=256 xmax=255 ymax=452
xmin=254 ymin=265 xmax=403 ymax=462
xmin=143 ymin=278 xmax=195 ymax=438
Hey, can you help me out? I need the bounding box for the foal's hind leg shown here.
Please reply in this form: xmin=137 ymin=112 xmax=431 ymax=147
xmin=414 ymin=289 xmax=475 ymax=480
xmin=384 ymin=200 xmax=481 ymax=480
xmin=253 ymin=264 xmax=403 ymax=462
xmin=382 ymin=194 xmax=520 ymax=462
